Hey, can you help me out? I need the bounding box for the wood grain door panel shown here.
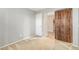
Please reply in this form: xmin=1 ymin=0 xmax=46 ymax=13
xmin=54 ymin=8 xmax=72 ymax=43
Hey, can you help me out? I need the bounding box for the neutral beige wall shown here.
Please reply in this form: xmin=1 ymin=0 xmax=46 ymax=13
xmin=47 ymin=15 xmax=54 ymax=32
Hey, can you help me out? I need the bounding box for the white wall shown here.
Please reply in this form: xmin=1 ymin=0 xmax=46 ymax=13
xmin=78 ymin=9 xmax=79 ymax=46
xmin=42 ymin=13 xmax=48 ymax=36
xmin=42 ymin=11 xmax=55 ymax=36
xmin=72 ymin=8 xmax=79 ymax=47
xmin=35 ymin=13 xmax=43 ymax=36
xmin=0 ymin=8 xmax=35 ymax=47
xmin=35 ymin=12 xmax=48 ymax=37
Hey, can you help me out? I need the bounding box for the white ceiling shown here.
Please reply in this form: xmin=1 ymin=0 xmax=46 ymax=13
xmin=29 ymin=8 xmax=64 ymax=13
xmin=29 ymin=8 xmax=45 ymax=12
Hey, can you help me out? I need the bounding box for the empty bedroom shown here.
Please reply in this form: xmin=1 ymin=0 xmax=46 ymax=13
xmin=0 ymin=8 xmax=79 ymax=50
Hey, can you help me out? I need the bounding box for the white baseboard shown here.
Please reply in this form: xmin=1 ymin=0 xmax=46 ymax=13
xmin=72 ymin=44 xmax=79 ymax=48
xmin=0 ymin=36 xmax=31 ymax=49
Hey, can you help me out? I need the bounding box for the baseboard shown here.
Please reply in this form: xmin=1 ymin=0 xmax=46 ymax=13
xmin=72 ymin=44 xmax=79 ymax=48
xmin=0 ymin=36 xmax=32 ymax=49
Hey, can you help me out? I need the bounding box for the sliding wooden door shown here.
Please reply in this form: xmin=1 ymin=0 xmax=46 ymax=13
xmin=54 ymin=9 xmax=72 ymax=43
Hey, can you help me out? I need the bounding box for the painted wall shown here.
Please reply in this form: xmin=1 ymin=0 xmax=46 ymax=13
xmin=72 ymin=8 xmax=79 ymax=47
xmin=42 ymin=13 xmax=48 ymax=36
xmin=0 ymin=8 xmax=35 ymax=47
xmin=78 ymin=9 xmax=79 ymax=46
xmin=42 ymin=11 xmax=55 ymax=36
xmin=35 ymin=13 xmax=43 ymax=36
xmin=35 ymin=12 xmax=48 ymax=37
xmin=47 ymin=12 xmax=54 ymax=32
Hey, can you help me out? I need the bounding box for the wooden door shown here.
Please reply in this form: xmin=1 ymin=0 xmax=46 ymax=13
xmin=65 ymin=9 xmax=72 ymax=43
xmin=54 ymin=8 xmax=72 ymax=43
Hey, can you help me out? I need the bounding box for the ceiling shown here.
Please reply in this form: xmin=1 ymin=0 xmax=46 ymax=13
xmin=29 ymin=8 xmax=64 ymax=13
xmin=29 ymin=8 xmax=45 ymax=12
